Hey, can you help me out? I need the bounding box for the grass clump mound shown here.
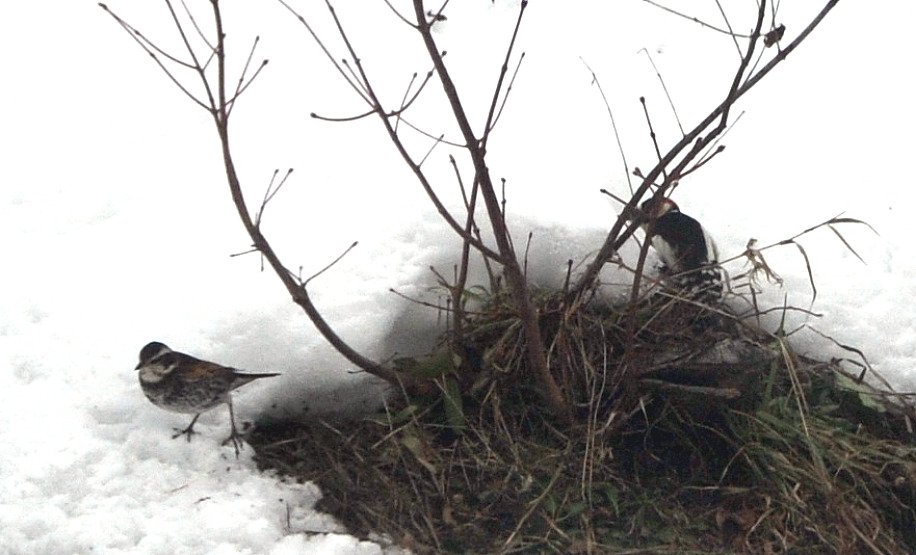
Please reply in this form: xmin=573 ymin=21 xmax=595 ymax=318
xmin=250 ymin=286 xmax=916 ymax=554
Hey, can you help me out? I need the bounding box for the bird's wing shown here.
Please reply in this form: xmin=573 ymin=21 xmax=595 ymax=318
xmin=178 ymin=357 xmax=232 ymax=382
xmin=653 ymin=212 xmax=709 ymax=270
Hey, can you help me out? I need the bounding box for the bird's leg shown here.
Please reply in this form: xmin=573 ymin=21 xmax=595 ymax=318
xmin=172 ymin=413 xmax=201 ymax=441
xmin=221 ymin=395 xmax=243 ymax=458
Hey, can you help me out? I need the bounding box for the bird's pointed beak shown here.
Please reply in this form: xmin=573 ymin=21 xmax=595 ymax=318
xmin=135 ymin=362 xmax=142 ymax=370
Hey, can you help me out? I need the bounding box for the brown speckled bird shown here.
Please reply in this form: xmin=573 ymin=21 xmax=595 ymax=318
xmin=135 ymin=341 xmax=279 ymax=455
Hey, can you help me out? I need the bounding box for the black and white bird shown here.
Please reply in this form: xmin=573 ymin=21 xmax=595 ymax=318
xmin=639 ymin=196 xmax=725 ymax=304
xmin=135 ymin=341 xmax=279 ymax=454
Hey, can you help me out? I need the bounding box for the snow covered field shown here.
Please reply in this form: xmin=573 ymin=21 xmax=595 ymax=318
xmin=1 ymin=1 xmax=913 ymax=553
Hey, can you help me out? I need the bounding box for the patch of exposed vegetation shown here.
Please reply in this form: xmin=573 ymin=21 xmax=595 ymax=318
xmin=251 ymin=287 xmax=916 ymax=554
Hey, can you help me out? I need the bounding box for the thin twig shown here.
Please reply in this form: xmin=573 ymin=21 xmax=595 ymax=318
xmin=419 ymin=134 xmax=446 ymax=167
xmin=642 ymin=0 xmax=751 ymax=38
xmin=255 ymin=168 xmax=293 ymax=227
xmin=98 ymin=4 xmax=210 ymax=110
xmin=481 ymin=0 xmax=528 ymax=148
xmin=303 ymin=242 xmax=359 ymax=288
xmin=229 ymin=36 xmax=261 ymax=111
xmin=228 ymin=60 xmax=269 ymax=115
xmin=581 ymin=58 xmax=633 ymax=194
xmin=638 ymin=48 xmax=684 ymax=136
xmin=310 ymin=108 xmax=376 ymax=123
xmin=639 ymin=96 xmax=667 ymax=182
xmin=382 ymin=0 xmax=417 ymax=29
xmin=688 ymin=110 xmax=744 ymax=173
xmin=164 ymin=0 xmax=217 ymax=109
xmin=714 ymin=0 xmax=744 ymax=60
xmin=276 ymin=0 xmax=371 ymax=104
xmin=389 ymin=288 xmax=488 ymax=318
xmin=395 ymin=72 xmax=419 ymax=134
xmin=489 ymin=53 xmax=526 ymax=135
xmin=208 ymin=2 xmax=399 ymax=383
xmin=301 ymin=0 xmax=503 ymax=262
xmin=397 ymin=117 xmax=465 ymax=147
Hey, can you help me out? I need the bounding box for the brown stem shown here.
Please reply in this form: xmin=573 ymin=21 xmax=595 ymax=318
xmin=208 ymin=1 xmax=400 ymax=385
xmin=451 ymin=169 xmax=479 ymax=347
xmin=412 ymin=0 xmax=569 ymax=421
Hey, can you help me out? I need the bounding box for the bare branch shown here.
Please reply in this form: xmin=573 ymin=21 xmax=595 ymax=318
xmin=572 ymin=0 xmax=841 ymax=297
xmin=419 ymin=134 xmax=445 ymax=167
xmin=382 ymin=0 xmax=417 ymax=29
xmin=227 ymin=35 xmax=268 ymax=116
xmin=200 ymin=1 xmax=399 ymax=384
xmin=396 ymin=117 xmax=465 ymax=148
xmin=582 ymin=58 xmax=633 ymax=194
xmin=304 ymin=0 xmax=506 ymax=263
xmin=396 ymin=69 xmax=435 ymax=131
xmin=714 ymin=0 xmax=744 ymax=59
xmin=109 ymin=0 xmax=386 ymax=379
xmin=489 ymin=53 xmax=525 ymax=135
xmin=276 ymin=0 xmax=371 ymax=104
xmin=639 ymin=96 xmax=667 ymax=182
xmin=638 ymin=48 xmax=684 ymax=136
xmin=599 ymin=188 xmax=636 ymax=214
xmin=165 ymin=0 xmax=217 ymax=111
xmin=452 ymin=157 xmax=498 ymax=292
xmin=339 ymin=58 xmax=371 ymax=98
xmin=410 ymin=0 xmax=569 ymax=420
xmin=481 ymin=1 xmax=528 ymax=146
xmin=179 ymin=0 xmax=215 ymax=52
xmin=254 ymin=168 xmax=293 ymax=227
xmin=452 ymin=170 xmax=483 ymax=342
xmin=303 ymin=241 xmax=359 ymax=288
xmin=97 ymin=4 xmax=210 ymax=110
xmin=227 ymin=59 xmax=269 ymax=113
xmin=642 ymin=0 xmax=751 ymax=38
xmin=389 ymin=288 xmax=488 ymax=318
xmin=679 ymin=144 xmax=725 ymax=178
xmin=395 ymin=72 xmax=419 ymax=133
xmin=688 ymin=110 xmax=744 ymax=172
xmin=311 ymin=108 xmax=376 ymax=122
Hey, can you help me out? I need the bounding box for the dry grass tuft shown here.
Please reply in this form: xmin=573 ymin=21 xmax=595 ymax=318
xmin=250 ymin=282 xmax=916 ymax=554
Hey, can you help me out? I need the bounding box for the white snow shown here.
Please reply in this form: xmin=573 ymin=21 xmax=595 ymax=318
xmin=1 ymin=1 xmax=914 ymax=553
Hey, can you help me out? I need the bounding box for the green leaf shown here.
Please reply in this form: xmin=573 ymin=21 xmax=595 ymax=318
xmin=835 ymin=373 xmax=886 ymax=413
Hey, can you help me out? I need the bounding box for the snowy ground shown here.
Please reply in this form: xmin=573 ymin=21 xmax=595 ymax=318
xmin=1 ymin=1 xmax=914 ymax=553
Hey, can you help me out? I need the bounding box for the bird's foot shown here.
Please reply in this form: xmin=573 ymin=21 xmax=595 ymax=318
xmin=221 ymin=425 xmax=245 ymax=458
xmin=171 ymin=425 xmax=198 ymax=442
xmin=171 ymin=414 xmax=201 ymax=442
